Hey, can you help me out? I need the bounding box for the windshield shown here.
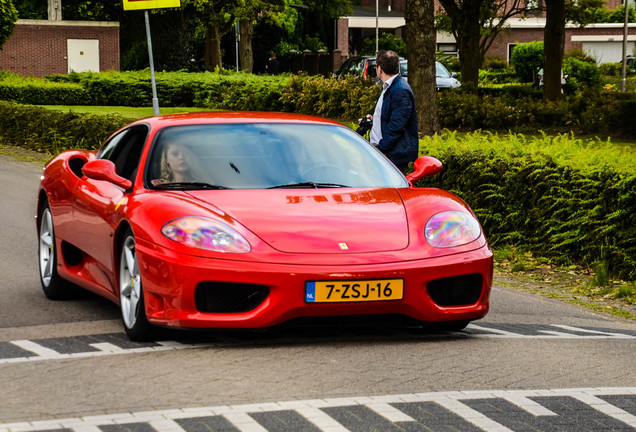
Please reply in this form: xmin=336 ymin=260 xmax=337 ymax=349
xmin=436 ymin=62 xmax=452 ymax=78
xmin=147 ymin=123 xmax=407 ymax=190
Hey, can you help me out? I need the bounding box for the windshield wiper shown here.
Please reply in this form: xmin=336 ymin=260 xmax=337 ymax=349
xmin=154 ymin=182 xmax=231 ymax=190
xmin=268 ymin=182 xmax=349 ymax=189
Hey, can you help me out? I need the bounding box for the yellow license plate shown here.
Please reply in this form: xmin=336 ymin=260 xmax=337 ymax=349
xmin=305 ymin=279 xmax=403 ymax=303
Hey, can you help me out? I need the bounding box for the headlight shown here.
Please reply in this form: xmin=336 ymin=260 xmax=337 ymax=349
xmin=425 ymin=211 xmax=481 ymax=248
xmin=162 ymin=217 xmax=251 ymax=253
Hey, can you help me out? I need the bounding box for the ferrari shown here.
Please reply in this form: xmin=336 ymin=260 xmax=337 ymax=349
xmin=36 ymin=112 xmax=492 ymax=341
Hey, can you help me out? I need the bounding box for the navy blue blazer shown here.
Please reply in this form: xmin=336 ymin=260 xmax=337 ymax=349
xmin=376 ymin=74 xmax=419 ymax=166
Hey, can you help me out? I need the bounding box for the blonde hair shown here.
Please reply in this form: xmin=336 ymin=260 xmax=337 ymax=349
xmin=158 ymin=140 xmax=197 ymax=183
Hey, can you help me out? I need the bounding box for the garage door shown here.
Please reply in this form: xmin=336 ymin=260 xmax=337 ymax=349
xmin=583 ymin=41 xmax=635 ymax=64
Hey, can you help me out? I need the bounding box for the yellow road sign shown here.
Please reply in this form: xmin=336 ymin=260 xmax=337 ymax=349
xmin=123 ymin=0 xmax=181 ymax=11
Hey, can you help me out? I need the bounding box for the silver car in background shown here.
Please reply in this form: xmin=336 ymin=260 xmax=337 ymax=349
xmin=334 ymin=56 xmax=461 ymax=90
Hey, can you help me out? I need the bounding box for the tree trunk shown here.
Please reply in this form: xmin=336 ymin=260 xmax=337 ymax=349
xmin=438 ymin=0 xmax=483 ymax=94
xmin=405 ymin=0 xmax=439 ymax=136
xmin=544 ymin=0 xmax=566 ymax=101
xmin=456 ymin=19 xmax=482 ymax=93
xmin=239 ymin=19 xmax=254 ymax=73
xmin=204 ymin=24 xmax=223 ymax=71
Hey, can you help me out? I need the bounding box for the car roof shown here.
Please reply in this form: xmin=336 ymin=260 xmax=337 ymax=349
xmin=133 ymin=111 xmax=342 ymax=128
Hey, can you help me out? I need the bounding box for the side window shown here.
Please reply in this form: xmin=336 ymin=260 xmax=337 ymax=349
xmin=342 ymin=59 xmax=354 ymax=75
xmin=97 ymin=125 xmax=149 ymax=182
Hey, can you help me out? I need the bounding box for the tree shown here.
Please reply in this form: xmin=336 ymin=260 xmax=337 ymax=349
xmin=297 ymin=0 xmax=351 ymax=51
xmin=542 ymin=0 xmax=604 ymax=101
xmin=0 ymin=0 xmax=18 ymax=50
xmin=184 ymin=0 xmax=237 ymax=71
xmin=235 ymin=0 xmax=286 ymax=73
xmin=436 ymin=0 xmax=527 ymax=92
xmin=13 ymin=0 xmax=45 ymax=19
xmin=543 ymin=0 xmax=566 ymax=101
xmin=405 ymin=0 xmax=438 ymax=135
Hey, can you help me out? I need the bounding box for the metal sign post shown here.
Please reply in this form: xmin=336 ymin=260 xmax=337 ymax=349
xmin=144 ymin=10 xmax=160 ymax=115
xmin=123 ymin=0 xmax=181 ymax=115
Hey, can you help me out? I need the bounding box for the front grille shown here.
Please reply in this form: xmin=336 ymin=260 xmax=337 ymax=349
xmin=427 ymin=274 xmax=483 ymax=306
xmin=195 ymin=282 xmax=269 ymax=313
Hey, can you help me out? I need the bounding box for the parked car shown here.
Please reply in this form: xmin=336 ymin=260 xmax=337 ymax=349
xmin=333 ymin=56 xmax=461 ymax=89
xmin=435 ymin=61 xmax=461 ymax=90
xmin=535 ymin=68 xmax=568 ymax=87
xmin=37 ymin=112 xmax=492 ymax=341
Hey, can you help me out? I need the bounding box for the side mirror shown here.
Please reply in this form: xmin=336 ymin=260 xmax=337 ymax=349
xmin=451 ymin=72 xmax=458 ymax=78
xmin=82 ymin=159 xmax=132 ymax=190
xmin=406 ymin=156 xmax=443 ymax=183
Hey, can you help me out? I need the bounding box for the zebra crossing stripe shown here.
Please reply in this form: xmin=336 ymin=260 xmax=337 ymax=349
xmin=10 ymin=340 xmax=65 ymax=359
xmin=570 ymin=393 xmax=636 ymax=428
xmin=497 ymin=394 xmax=557 ymax=416
xmin=365 ymin=402 xmax=415 ymax=422
xmin=551 ymin=324 xmax=635 ymax=338
xmin=433 ymin=397 xmax=515 ymax=432
xmin=224 ymin=412 xmax=269 ymax=432
xmin=1 ymin=388 xmax=635 ymax=432
xmin=295 ymin=407 xmax=349 ymax=432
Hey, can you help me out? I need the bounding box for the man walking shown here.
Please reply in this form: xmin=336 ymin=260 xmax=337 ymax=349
xmin=367 ymin=50 xmax=419 ymax=173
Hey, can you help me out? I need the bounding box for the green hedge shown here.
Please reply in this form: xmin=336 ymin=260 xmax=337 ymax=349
xmin=415 ymin=132 xmax=636 ymax=281
xmin=0 ymin=101 xmax=130 ymax=153
xmin=3 ymin=71 xmax=636 ymax=136
xmin=43 ymin=71 xmax=380 ymax=119
xmin=437 ymin=90 xmax=636 ymax=135
xmin=0 ymin=79 xmax=89 ymax=105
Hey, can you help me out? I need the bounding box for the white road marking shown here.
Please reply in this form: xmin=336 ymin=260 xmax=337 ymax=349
xmin=1 ymin=324 xmax=634 ymax=365
xmin=366 ymin=402 xmax=416 ymax=422
xmin=1 ymin=388 xmax=634 ymax=432
xmin=9 ymin=340 xmax=65 ymax=359
xmin=571 ymin=393 xmax=636 ymax=428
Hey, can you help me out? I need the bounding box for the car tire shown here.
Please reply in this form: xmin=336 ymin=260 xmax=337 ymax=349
xmin=38 ymin=201 xmax=73 ymax=300
xmin=119 ymin=229 xmax=154 ymax=341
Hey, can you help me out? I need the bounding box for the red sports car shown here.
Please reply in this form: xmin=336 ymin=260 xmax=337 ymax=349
xmin=36 ymin=112 xmax=492 ymax=341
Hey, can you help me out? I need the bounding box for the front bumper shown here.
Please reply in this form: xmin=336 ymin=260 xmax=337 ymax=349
xmin=135 ymin=238 xmax=493 ymax=329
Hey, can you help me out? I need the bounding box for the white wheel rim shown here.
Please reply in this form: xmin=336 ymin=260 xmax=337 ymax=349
xmin=39 ymin=209 xmax=55 ymax=287
xmin=120 ymin=236 xmax=141 ymax=329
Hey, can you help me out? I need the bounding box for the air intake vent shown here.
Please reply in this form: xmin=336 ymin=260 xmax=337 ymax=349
xmin=427 ymin=274 xmax=483 ymax=306
xmin=195 ymin=282 xmax=269 ymax=313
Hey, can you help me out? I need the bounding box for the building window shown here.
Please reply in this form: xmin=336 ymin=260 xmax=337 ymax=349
xmin=437 ymin=43 xmax=458 ymax=56
xmin=508 ymin=44 xmax=517 ymax=63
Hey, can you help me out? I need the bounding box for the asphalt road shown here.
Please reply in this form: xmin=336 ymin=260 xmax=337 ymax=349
xmin=0 ymin=154 xmax=634 ymax=431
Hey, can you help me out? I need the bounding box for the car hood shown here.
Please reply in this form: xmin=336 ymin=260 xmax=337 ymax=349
xmin=185 ymin=189 xmax=409 ymax=254
xmin=436 ymin=77 xmax=461 ymax=88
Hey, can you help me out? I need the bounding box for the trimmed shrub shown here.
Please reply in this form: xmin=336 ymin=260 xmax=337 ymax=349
xmin=478 ymin=69 xmax=519 ymax=85
xmin=483 ymin=56 xmax=509 ymax=70
xmin=510 ymin=41 xmax=544 ymax=82
xmin=600 ymin=62 xmax=622 ymax=77
xmin=0 ymin=101 xmax=130 ymax=153
xmin=415 ymin=131 xmax=636 ymax=280
xmin=563 ymin=57 xmax=604 ymax=92
xmin=0 ymin=72 xmax=90 ymax=105
xmin=280 ymin=75 xmax=380 ymax=120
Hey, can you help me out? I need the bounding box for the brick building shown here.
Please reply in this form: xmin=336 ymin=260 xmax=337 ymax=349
xmin=338 ymin=0 xmax=636 ymax=64
xmin=0 ymin=19 xmax=120 ymax=77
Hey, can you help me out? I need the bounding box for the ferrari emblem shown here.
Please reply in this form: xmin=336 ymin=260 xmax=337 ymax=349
xmin=339 ymin=243 xmax=349 ymax=250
